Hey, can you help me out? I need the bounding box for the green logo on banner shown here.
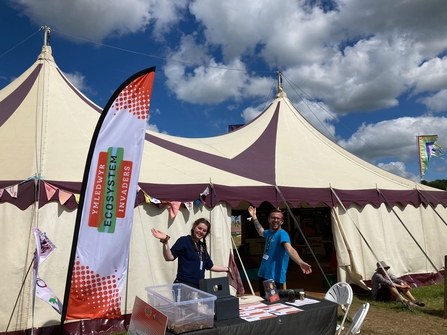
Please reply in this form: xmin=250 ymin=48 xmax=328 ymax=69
xmin=98 ymin=147 xmax=124 ymax=233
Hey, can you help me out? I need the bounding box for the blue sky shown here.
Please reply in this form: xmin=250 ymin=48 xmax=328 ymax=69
xmin=1 ymin=0 xmax=447 ymax=182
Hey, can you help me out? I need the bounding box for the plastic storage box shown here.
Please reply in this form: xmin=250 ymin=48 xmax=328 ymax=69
xmin=145 ymin=283 xmax=217 ymax=334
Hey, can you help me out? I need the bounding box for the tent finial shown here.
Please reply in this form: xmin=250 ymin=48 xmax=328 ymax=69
xmin=40 ymin=26 xmax=51 ymax=46
xmin=38 ymin=26 xmax=54 ymax=60
xmin=275 ymin=71 xmax=286 ymax=98
xmin=276 ymin=71 xmax=283 ymax=92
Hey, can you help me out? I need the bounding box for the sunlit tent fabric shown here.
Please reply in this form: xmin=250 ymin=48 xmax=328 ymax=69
xmin=1 ymin=44 xmax=446 ymax=332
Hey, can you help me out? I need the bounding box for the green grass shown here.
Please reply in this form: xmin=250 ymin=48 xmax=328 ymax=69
xmin=357 ymin=282 xmax=445 ymax=312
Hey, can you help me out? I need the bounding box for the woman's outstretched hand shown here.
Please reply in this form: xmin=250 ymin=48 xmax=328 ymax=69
xmin=151 ymin=228 xmax=167 ymax=240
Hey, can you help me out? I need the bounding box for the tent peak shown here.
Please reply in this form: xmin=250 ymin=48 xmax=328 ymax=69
xmin=37 ymin=45 xmax=54 ymax=62
xmin=275 ymin=85 xmax=287 ymax=99
xmin=275 ymin=71 xmax=287 ymax=98
xmin=37 ymin=26 xmax=54 ymax=62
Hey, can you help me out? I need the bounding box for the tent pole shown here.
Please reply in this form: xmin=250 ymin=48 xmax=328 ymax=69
xmin=273 ymin=186 xmax=328 ymax=287
xmin=210 ymin=180 xmax=255 ymax=295
xmin=416 ymin=188 xmax=447 ymax=227
xmin=377 ymin=187 xmax=444 ymax=281
xmin=330 ymin=187 xmax=410 ymax=304
xmin=5 ymin=258 xmax=34 ymax=333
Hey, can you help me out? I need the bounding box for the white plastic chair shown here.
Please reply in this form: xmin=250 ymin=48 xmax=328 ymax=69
xmin=324 ymin=281 xmax=353 ymax=335
xmin=344 ymin=302 xmax=370 ymax=334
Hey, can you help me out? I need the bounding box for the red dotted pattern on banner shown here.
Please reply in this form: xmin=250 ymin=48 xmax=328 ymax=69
xmin=111 ymin=80 xmax=151 ymax=120
xmin=70 ymin=258 xmax=121 ymax=318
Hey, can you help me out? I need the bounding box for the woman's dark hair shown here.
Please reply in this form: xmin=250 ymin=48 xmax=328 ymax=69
xmin=190 ymin=218 xmax=211 ymax=257
xmin=190 ymin=218 xmax=211 ymax=237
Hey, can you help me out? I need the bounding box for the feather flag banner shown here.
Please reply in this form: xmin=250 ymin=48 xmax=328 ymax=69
xmin=62 ymin=67 xmax=155 ymax=321
xmin=418 ymin=135 xmax=444 ymax=179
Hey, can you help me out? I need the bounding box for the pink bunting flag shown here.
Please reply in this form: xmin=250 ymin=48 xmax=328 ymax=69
xmin=168 ymin=201 xmax=181 ymax=219
xmin=44 ymin=182 xmax=57 ymax=201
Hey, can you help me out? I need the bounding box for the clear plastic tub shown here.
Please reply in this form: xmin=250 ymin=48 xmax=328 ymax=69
xmin=145 ymin=283 xmax=217 ymax=334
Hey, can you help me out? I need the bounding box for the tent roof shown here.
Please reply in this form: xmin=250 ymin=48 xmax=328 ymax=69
xmin=1 ymin=46 xmax=446 ymax=210
xmin=0 ymin=45 xmax=101 ymax=182
xmin=137 ymin=88 xmax=447 ymax=207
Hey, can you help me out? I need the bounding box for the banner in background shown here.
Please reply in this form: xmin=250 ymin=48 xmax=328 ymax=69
xmin=32 ymin=228 xmax=62 ymax=313
xmin=228 ymin=249 xmax=245 ymax=295
xmin=418 ymin=135 xmax=444 ymax=179
xmin=63 ymin=67 xmax=155 ymax=320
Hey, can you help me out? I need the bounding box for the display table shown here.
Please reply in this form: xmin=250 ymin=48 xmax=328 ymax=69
xmin=166 ymin=296 xmax=337 ymax=335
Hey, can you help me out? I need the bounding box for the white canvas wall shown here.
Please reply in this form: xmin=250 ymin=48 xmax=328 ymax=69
xmin=1 ymin=201 xmax=232 ymax=331
xmin=333 ymin=203 xmax=447 ymax=288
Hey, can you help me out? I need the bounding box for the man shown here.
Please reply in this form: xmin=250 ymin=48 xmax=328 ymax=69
xmin=248 ymin=206 xmax=312 ymax=298
xmin=371 ymin=261 xmax=425 ymax=307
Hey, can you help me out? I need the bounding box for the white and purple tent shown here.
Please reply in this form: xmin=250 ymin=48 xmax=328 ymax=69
xmin=1 ymin=41 xmax=446 ymax=332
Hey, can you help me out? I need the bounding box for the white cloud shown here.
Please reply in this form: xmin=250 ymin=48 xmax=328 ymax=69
xmin=377 ymin=161 xmax=418 ymax=182
xmin=63 ymin=71 xmax=94 ymax=95
xmin=338 ymin=115 xmax=447 ymax=164
xmin=418 ymin=89 xmax=447 ymax=113
xmin=241 ymin=105 xmax=262 ymax=124
xmin=11 ymin=0 xmax=447 ymax=115
xmin=11 ymin=0 xmax=186 ymax=42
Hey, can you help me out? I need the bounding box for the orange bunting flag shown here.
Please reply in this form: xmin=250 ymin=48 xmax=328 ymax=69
xmin=58 ymin=189 xmax=72 ymax=205
xmin=228 ymin=249 xmax=245 ymax=295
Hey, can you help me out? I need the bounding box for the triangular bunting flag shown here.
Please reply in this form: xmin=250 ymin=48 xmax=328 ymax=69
xmin=5 ymin=184 xmax=18 ymax=198
xmin=0 ymin=189 xmax=3 ymax=199
xmin=35 ymin=276 xmax=63 ymax=314
xmin=58 ymin=189 xmax=72 ymax=205
xmin=44 ymin=182 xmax=57 ymax=201
xmin=74 ymin=194 xmax=80 ymax=204
xmin=168 ymin=201 xmax=181 ymax=219
xmin=150 ymin=196 xmax=161 ymax=204
xmin=201 ymin=186 xmax=210 ymax=197
xmin=184 ymin=201 xmax=193 ymax=212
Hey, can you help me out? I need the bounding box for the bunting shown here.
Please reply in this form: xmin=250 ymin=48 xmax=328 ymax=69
xmin=32 ymin=228 xmax=62 ymax=313
xmin=418 ymin=135 xmax=444 ymax=179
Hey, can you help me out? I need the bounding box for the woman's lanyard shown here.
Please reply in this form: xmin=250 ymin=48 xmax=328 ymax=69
xmin=198 ymin=243 xmax=204 ymax=270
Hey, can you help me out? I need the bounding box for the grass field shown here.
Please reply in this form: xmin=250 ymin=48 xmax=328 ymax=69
xmin=343 ymin=282 xmax=447 ymax=335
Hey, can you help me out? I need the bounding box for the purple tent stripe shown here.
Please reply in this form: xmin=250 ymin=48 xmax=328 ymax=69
xmin=144 ymin=103 xmax=280 ymax=185
xmin=0 ymin=64 xmax=41 ymax=127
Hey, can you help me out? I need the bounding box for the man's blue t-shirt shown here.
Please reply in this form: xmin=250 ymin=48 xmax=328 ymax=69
xmin=258 ymin=229 xmax=290 ymax=284
xmin=171 ymin=235 xmax=214 ymax=286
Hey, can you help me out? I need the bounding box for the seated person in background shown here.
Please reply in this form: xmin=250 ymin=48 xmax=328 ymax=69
xmin=371 ymin=261 xmax=425 ymax=307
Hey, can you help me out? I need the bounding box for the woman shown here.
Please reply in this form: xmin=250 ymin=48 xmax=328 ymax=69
xmin=151 ymin=218 xmax=230 ymax=288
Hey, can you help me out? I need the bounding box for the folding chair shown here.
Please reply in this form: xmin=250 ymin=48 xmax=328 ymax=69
xmin=344 ymin=302 xmax=370 ymax=334
xmin=324 ymin=281 xmax=353 ymax=335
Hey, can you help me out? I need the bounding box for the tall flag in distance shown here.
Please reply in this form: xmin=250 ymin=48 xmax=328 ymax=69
xmin=418 ymin=135 xmax=444 ymax=179
xmin=62 ymin=67 xmax=155 ymax=321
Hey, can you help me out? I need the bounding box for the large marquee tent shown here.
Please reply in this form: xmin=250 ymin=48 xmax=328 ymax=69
xmin=1 ymin=40 xmax=446 ymax=333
